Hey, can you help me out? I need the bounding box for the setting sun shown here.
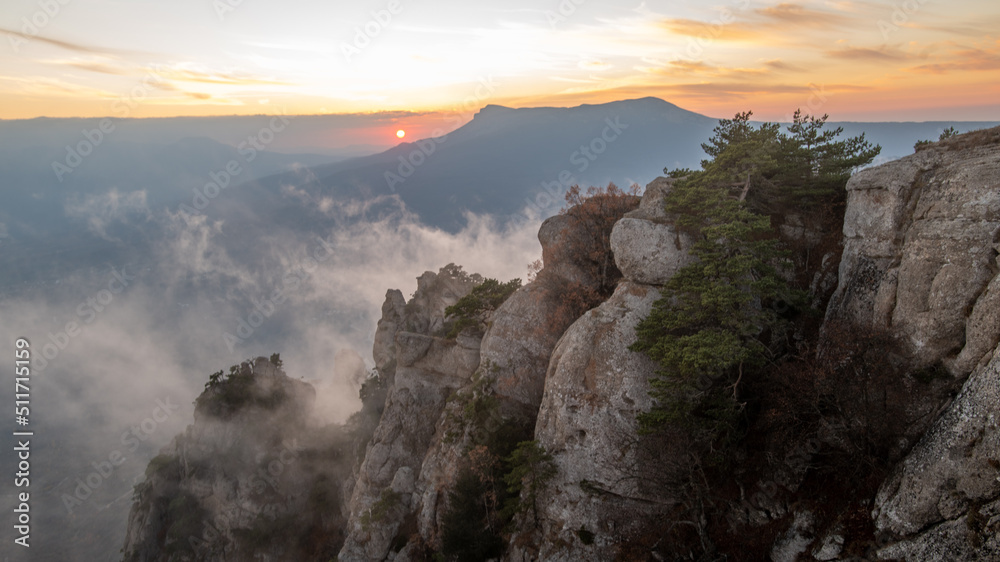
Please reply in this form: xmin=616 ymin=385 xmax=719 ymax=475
xmin=396 ymin=130 xmax=406 ymax=139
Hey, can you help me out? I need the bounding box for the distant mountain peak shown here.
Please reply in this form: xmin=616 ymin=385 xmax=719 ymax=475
xmin=471 ymin=97 xmax=692 ymax=122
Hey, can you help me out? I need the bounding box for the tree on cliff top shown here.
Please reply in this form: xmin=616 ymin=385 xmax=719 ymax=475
xmin=636 ymin=110 xmax=880 ymax=441
xmin=683 ymin=110 xmax=880 ymax=216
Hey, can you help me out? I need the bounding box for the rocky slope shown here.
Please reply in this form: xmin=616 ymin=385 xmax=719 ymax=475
xmin=123 ymin=126 xmax=1000 ymax=561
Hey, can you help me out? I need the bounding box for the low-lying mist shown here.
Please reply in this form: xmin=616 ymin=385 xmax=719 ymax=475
xmin=0 ymin=195 xmax=543 ymax=561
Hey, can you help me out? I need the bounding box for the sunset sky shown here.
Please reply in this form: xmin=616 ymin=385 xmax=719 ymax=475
xmin=2 ymin=0 xmax=999 ymax=132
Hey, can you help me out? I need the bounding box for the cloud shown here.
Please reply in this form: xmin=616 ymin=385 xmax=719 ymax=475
xmin=826 ymin=46 xmax=915 ymax=62
xmin=0 ymin=28 xmax=132 ymax=55
xmin=755 ymin=3 xmax=857 ymax=27
xmin=154 ymin=66 xmax=289 ymax=87
xmin=763 ymin=59 xmax=803 ymax=72
xmin=638 ymin=59 xmax=772 ymax=79
xmin=579 ymin=59 xmax=613 ymax=70
xmin=64 ymin=189 xmax=152 ymax=242
xmin=658 ymin=3 xmax=859 ymax=44
xmin=66 ymin=61 xmax=131 ymax=75
xmin=658 ymin=18 xmax=761 ymax=42
xmin=906 ymin=44 xmax=1000 ymax=73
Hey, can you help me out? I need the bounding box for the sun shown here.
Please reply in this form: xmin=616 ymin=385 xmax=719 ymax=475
xmin=396 ymin=129 xmax=405 ymax=138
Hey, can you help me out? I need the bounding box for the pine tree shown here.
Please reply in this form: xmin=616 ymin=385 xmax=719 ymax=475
xmin=634 ymin=109 xmax=879 ymax=440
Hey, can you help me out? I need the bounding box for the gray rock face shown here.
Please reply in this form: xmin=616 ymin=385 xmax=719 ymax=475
xmin=373 ymin=289 xmax=407 ymax=374
xmin=338 ymin=266 xmax=482 ymax=562
xmin=499 ymin=178 xmax=690 ymax=561
xmin=610 ymin=217 xmax=693 ymax=285
xmin=412 ymin=212 xmax=609 ymax=550
xmin=771 ymin=511 xmax=816 ymax=562
xmin=517 ymin=282 xmax=670 ymax=562
xmin=876 ymin=497 xmax=1000 ymax=561
xmin=611 ymin=177 xmax=693 ymax=286
xmin=537 ymin=213 xmax=599 ymax=286
xmin=825 ymin=133 xmax=1000 ymax=374
xmin=624 ymin=175 xmax=675 ymax=222
xmin=873 ymin=343 xmax=1000 ymax=554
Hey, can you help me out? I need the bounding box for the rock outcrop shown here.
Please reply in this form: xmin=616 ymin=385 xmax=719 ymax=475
xmin=825 ymin=127 xmax=1000 ymax=375
xmin=519 ymin=281 xmax=666 ymax=561
xmin=406 ymin=211 xmax=611 ymax=555
xmin=873 ymin=341 xmax=1000 ymax=559
xmin=338 ymin=265 xmax=483 ymax=561
xmin=507 ymin=183 xmax=690 ymax=561
xmin=610 ymin=176 xmax=694 ymax=285
xmin=823 ymin=127 xmax=1000 ymax=559
xmin=121 ymin=357 xmax=346 ymax=562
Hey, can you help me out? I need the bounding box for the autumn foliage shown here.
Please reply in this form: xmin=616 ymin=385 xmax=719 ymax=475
xmin=532 ymin=183 xmax=640 ymax=333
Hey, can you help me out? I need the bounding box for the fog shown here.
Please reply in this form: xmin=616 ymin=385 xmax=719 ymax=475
xmin=0 ymin=191 xmax=542 ymax=561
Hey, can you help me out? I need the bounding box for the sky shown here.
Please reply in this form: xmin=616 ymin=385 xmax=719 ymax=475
xmin=2 ymin=0 xmax=999 ymax=128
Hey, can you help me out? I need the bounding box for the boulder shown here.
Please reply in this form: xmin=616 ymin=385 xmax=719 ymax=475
xmin=610 ymin=217 xmax=693 ymax=285
xmin=611 ymin=176 xmax=694 ymax=286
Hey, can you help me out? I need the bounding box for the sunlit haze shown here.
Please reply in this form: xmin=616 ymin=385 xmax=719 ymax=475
xmin=3 ymin=0 xmax=999 ymax=128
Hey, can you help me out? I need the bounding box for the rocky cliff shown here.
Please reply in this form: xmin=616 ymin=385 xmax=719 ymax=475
xmin=123 ymin=126 xmax=1000 ymax=561
xmin=121 ymin=357 xmax=351 ymax=562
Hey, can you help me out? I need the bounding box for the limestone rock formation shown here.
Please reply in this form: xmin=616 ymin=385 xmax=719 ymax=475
xmin=506 ymin=181 xmax=686 ymax=561
xmin=610 ymin=176 xmax=694 ymax=285
xmin=518 ymin=281 xmax=667 ymax=561
xmin=338 ymin=265 xmax=482 ymax=561
xmin=609 ymin=217 xmax=693 ymax=285
xmin=815 ymin=127 xmax=1000 ymax=560
xmin=120 ymin=357 xmax=345 ymax=562
xmin=825 ymin=127 xmax=1000 ymax=375
xmin=873 ymin=342 xmax=1000 ymax=559
xmin=411 ymin=211 xmax=609 ymax=553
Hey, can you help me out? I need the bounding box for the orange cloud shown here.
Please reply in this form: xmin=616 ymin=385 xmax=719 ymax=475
xmin=658 ymin=18 xmax=762 ymax=42
xmin=826 ymin=46 xmax=918 ymax=62
xmin=755 ymin=3 xmax=857 ymax=27
xmin=763 ymin=59 xmax=803 ymax=72
xmin=906 ymin=44 xmax=1000 ymax=73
